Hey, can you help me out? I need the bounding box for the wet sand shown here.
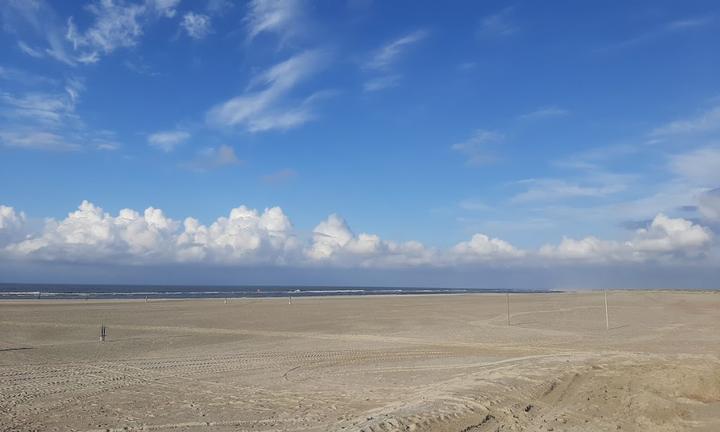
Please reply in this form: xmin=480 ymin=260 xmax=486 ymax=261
xmin=1 ymin=291 xmax=719 ymax=431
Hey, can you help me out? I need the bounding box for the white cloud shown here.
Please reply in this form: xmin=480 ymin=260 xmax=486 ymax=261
xmin=363 ymin=74 xmax=401 ymax=92
xmin=7 ymin=200 xmax=180 ymax=262
xmin=511 ymin=178 xmax=625 ymax=203
xmin=451 ymin=129 xmax=503 ymax=165
xmin=2 ymin=0 xmax=76 ymax=65
xmin=181 ymin=12 xmax=211 ymax=39
xmin=0 ymin=77 xmax=117 ymax=151
xmin=0 ymin=205 xmax=27 ymax=246
xmin=364 ymin=30 xmax=428 ymax=71
xmin=540 ymin=236 xmax=622 ymax=261
xmin=206 ymin=50 xmax=327 ymax=132
xmin=651 ymin=106 xmax=720 ymax=137
xmin=17 ymin=41 xmax=44 ymax=58
xmin=1 ymin=204 xmax=716 ymax=268
xmin=182 ymin=145 xmax=242 ymax=172
xmin=146 ymin=0 xmax=180 ymax=18
xmin=629 ymin=213 xmax=712 ymax=253
xmin=540 ymin=214 xmax=713 ymax=261
xmin=147 ymin=130 xmax=190 ymax=152
xmin=176 ymin=206 xmax=298 ymax=264
xmin=304 ymin=214 xmax=434 ymax=267
xmin=0 ymin=131 xmax=80 ymax=151
xmin=0 ymin=90 xmax=78 ymax=127
xmin=451 ymin=233 xmax=525 ymax=261
xmin=65 ymin=0 xmax=180 ymax=63
xmin=669 ymin=146 xmax=720 ymax=186
xmin=245 ymin=0 xmax=303 ymax=43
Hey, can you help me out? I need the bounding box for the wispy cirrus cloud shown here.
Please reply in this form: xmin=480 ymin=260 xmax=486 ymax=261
xmin=518 ymin=106 xmax=569 ymax=121
xmin=669 ymin=146 xmax=720 ymax=186
xmin=244 ymin=0 xmax=304 ymax=44
xmin=597 ymin=15 xmax=714 ymax=54
xmin=364 ymin=30 xmax=428 ymax=71
xmin=363 ymin=74 xmax=401 ymax=92
xmin=66 ymin=0 xmax=180 ymax=64
xmin=206 ymin=50 xmax=329 ymax=132
xmin=510 ymin=178 xmax=626 ymax=204
xmin=477 ymin=7 xmax=518 ymax=38
xmin=451 ymin=129 xmax=504 ymax=165
xmin=650 ymin=105 xmax=720 ymax=137
xmin=362 ymin=30 xmax=428 ymax=92
xmin=147 ymin=130 xmax=190 ymax=152
xmin=0 ymin=73 xmax=118 ymax=151
xmin=3 ymin=0 xmax=180 ymax=65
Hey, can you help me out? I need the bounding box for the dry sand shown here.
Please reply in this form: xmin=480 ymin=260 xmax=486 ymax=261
xmin=1 ymin=291 xmax=719 ymax=431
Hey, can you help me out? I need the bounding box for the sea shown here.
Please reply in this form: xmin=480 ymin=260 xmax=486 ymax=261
xmin=0 ymin=283 xmax=556 ymax=300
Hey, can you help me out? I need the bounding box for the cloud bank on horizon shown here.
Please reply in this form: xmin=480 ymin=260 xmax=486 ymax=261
xmin=1 ymin=0 xmax=720 ymax=285
xmin=0 ymin=201 xmax=715 ymax=270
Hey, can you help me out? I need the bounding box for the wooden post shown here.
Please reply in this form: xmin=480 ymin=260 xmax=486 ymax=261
xmin=506 ymin=292 xmax=510 ymax=326
xmin=604 ymin=289 xmax=609 ymax=330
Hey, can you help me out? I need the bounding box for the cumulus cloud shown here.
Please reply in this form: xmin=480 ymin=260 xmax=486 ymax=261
xmin=1 ymin=204 xmax=715 ymax=269
xmin=6 ymin=200 xmax=179 ymax=262
xmin=540 ymin=214 xmax=713 ymax=261
xmin=0 ymin=205 xmax=27 ymax=246
xmin=181 ymin=12 xmax=211 ymax=39
xmin=206 ymin=50 xmax=327 ymax=132
xmin=147 ymin=130 xmax=190 ymax=152
xmin=451 ymin=233 xmax=524 ymax=261
xmin=628 ymin=213 xmax=712 ymax=253
xmin=305 ymin=214 xmax=434 ymax=267
xmin=176 ymin=206 xmax=298 ymax=264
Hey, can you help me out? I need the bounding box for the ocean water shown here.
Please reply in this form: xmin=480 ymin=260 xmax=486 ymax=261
xmin=0 ymin=283 xmax=556 ymax=300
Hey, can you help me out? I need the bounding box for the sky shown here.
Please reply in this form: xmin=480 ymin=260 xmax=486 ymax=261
xmin=1 ymin=0 xmax=720 ymax=288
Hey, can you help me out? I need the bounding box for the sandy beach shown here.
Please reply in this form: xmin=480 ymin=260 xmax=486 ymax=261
xmin=1 ymin=291 xmax=719 ymax=431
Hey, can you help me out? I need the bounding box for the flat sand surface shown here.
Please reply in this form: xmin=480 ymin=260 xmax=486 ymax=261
xmin=1 ymin=291 xmax=719 ymax=431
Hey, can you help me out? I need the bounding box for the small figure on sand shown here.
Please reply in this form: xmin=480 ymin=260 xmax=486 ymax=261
xmin=100 ymin=323 xmax=107 ymax=342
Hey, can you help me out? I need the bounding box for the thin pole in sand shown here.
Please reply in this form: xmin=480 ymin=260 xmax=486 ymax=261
xmin=604 ymin=289 xmax=609 ymax=330
xmin=506 ymin=292 xmax=510 ymax=326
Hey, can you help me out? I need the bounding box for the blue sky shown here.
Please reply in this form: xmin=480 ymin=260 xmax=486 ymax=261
xmin=1 ymin=0 xmax=720 ymax=287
